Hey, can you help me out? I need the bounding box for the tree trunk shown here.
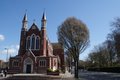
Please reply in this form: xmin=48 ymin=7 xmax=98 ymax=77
xmin=70 ymin=57 xmax=73 ymax=74
xmin=74 ymin=57 xmax=79 ymax=78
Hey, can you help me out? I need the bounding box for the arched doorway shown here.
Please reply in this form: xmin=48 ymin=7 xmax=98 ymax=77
xmin=23 ymin=57 xmax=33 ymax=73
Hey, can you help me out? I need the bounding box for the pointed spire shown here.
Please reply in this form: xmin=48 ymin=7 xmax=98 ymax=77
xmin=22 ymin=12 xmax=28 ymax=31
xmin=41 ymin=11 xmax=47 ymax=28
xmin=42 ymin=11 xmax=46 ymax=20
xmin=23 ymin=13 xmax=27 ymax=22
xmin=23 ymin=9 xmax=27 ymax=22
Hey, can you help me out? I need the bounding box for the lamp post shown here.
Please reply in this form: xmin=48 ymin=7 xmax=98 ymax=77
xmin=5 ymin=48 xmax=9 ymax=69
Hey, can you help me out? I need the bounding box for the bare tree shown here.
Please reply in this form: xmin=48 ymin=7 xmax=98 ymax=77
xmin=57 ymin=17 xmax=89 ymax=78
xmin=105 ymin=39 xmax=115 ymax=66
xmin=111 ymin=18 xmax=120 ymax=61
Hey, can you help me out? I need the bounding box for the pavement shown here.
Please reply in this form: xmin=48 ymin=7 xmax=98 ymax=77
xmin=61 ymin=70 xmax=120 ymax=80
xmin=1 ymin=71 xmax=120 ymax=80
xmin=0 ymin=71 xmax=76 ymax=80
xmin=60 ymin=70 xmax=76 ymax=80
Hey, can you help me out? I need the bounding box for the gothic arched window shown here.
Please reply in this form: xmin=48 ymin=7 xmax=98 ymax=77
xmin=36 ymin=36 xmax=40 ymax=49
xmin=31 ymin=34 xmax=35 ymax=49
xmin=26 ymin=36 xmax=30 ymax=49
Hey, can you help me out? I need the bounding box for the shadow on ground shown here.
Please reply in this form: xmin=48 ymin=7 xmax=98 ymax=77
xmin=79 ymin=71 xmax=120 ymax=80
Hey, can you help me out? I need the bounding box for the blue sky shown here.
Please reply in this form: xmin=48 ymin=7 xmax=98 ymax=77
xmin=0 ymin=0 xmax=120 ymax=61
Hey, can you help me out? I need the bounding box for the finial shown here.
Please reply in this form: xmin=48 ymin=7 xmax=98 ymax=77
xmin=33 ymin=19 xmax=36 ymax=23
xmin=25 ymin=9 xmax=27 ymax=14
xmin=44 ymin=8 xmax=46 ymax=13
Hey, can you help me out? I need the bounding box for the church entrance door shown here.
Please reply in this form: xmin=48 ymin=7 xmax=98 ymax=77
xmin=23 ymin=57 xmax=33 ymax=73
xmin=26 ymin=64 xmax=31 ymax=73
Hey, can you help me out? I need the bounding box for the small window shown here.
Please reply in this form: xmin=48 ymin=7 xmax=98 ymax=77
xmin=39 ymin=60 xmax=46 ymax=67
xmin=13 ymin=61 xmax=19 ymax=67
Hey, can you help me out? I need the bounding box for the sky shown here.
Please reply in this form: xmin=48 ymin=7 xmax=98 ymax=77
xmin=0 ymin=0 xmax=120 ymax=61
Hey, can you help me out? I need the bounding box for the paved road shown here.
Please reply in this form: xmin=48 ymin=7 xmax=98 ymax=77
xmin=0 ymin=71 xmax=120 ymax=80
xmin=79 ymin=71 xmax=120 ymax=80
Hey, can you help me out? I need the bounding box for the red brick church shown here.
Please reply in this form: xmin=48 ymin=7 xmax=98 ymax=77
xmin=8 ymin=12 xmax=65 ymax=74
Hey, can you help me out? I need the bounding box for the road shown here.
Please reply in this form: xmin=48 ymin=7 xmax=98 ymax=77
xmin=0 ymin=71 xmax=120 ymax=80
xmin=79 ymin=71 xmax=120 ymax=80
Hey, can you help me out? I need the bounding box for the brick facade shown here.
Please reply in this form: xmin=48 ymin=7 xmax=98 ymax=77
xmin=8 ymin=12 xmax=65 ymax=74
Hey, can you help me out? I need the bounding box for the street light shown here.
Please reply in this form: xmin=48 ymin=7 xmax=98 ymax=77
xmin=5 ymin=48 xmax=9 ymax=62
xmin=5 ymin=48 xmax=9 ymax=69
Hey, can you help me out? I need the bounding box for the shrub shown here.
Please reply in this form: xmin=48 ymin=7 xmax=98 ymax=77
xmin=47 ymin=68 xmax=60 ymax=75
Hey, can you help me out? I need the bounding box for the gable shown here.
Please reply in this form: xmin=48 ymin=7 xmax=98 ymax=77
xmin=28 ymin=23 xmax=40 ymax=33
xmin=27 ymin=23 xmax=41 ymax=37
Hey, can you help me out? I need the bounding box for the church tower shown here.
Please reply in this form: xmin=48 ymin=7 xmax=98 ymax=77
xmin=41 ymin=12 xmax=47 ymax=56
xmin=19 ymin=13 xmax=28 ymax=55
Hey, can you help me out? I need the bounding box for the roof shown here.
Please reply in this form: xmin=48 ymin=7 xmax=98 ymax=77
xmin=52 ymin=43 xmax=63 ymax=49
xmin=28 ymin=23 xmax=40 ymax=32
xmin=0 ymin=60 xmax=4 ymax=63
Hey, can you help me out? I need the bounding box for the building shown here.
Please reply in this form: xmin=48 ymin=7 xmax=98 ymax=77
xmin=0 ymin=60 xmax=4 ymax=69
xmin=8 ymin=12 xmax=65 ymax=74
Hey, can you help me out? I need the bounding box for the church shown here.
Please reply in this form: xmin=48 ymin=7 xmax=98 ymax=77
xmin=8 ymin=12 xmax=65 ymax=74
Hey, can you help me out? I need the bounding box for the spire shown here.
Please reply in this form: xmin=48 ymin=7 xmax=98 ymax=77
xmin=42 ymin=11 xmax=46 ymax=20
xmin=23 ymin=13 xmax=27 ymax=22
xmin=22 ymin=13 xmax=28 ymax=31
xmin=41 ymin=11 xmax=47 ymax=28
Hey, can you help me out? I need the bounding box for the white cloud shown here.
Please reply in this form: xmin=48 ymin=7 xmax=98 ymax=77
xmin=0 ymin=45 xmax=19 ymax=61
xmin=8 ymin=48 xmax=16 ymax=54
xmin=3 ymin=48 xmax=16 ymax=54
xmin=2 ymin=44 xmax=19 ymax=55
xmin=0 ymin=34 xmax=5 ymax=41
xmin=16 ymin=45 xmax=19 ymax=50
